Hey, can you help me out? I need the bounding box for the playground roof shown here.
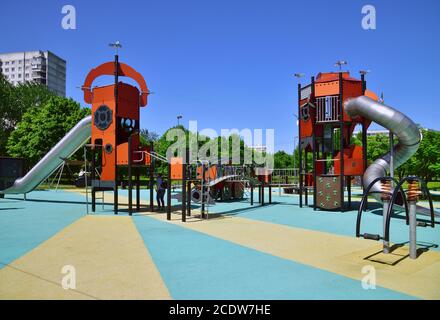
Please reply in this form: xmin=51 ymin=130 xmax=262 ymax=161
xmin=315 ymin=72 xmax=360 ymax=83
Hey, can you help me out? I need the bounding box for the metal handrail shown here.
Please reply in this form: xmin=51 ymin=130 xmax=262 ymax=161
xmin=134 ymin=150 xmax=169 ymax=163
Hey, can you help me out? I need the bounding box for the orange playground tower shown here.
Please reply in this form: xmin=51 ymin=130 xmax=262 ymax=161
xmin=297 ymin=71 xmax=376 ymax=211
xmin=82 ymin=53 xmax=151 ymax=214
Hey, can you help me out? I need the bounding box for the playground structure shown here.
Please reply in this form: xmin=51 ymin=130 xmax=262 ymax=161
xmin=139 ymin=152 xmax=281 ymax=221
xmin=0 ymin=54 xmax=436 ymax=234
xmin=297 ymin=72 xmax=371 ymax=211
xmin=81 ymin=51 xmax=152 ymax=215
xmin=0 ymin=50 xmax=283 ymax=220
xmin=297 ymin=71 xmax=435 ymax=214
xmin=0 ymin=45 xmax=305 ymax=211
xmin=295 ymin=70 xmax=439 ymax=259
xmin=80 ymin=53 xmax=270 ymax=219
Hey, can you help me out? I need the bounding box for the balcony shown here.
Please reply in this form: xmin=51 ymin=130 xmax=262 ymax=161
xmin=316 ymin=96 xmax=340 ymax=123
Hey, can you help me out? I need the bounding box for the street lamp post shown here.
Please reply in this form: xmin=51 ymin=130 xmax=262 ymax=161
xmin=293 ymin=135 xmax=299 ymax=180
xmin=294 ymin=73 xmax=304 ymax=191
xmin=177 ymin=115 xmax=183 ymax=126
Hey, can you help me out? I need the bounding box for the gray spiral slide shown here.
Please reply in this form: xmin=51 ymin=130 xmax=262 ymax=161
xmin=345 ymin=96 xmax=437 ymax=216
xmin=0 ymin=115 xmax=92 ymax=195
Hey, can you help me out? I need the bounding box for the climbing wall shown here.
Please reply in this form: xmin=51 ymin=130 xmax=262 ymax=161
xmin=316 ymin=175 xmax=341 ymax=210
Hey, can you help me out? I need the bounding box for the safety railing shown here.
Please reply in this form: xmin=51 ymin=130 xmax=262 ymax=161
xmin=316 ymin=96 xmax=340 ymax=123
xmin=133 ymin=150 xmax=168 ymax=163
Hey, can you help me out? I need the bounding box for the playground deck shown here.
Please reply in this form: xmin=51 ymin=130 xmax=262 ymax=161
xmin=1 ymin=189 xmax=439 ymax=300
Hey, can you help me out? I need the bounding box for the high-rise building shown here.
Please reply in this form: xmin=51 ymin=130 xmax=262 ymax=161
xmin=0 ymin=50 xmax=66 ymax=96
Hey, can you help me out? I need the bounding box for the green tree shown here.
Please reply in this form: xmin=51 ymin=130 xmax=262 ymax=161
xmin=362 ymin=130 xmax=440 ymax=182
xmin=6 ymin=96 xmax=90 ymax=165
xmin=139 ymin=128 xmax=159 ymax=147
xmin=404 ymin=129 xmax=440 ymax=181
xmin=0 ymin=75 xmax=55 ymax=155
xmin=366 ymin=134 xmax=391 ymax=164
xmin=274 ymin=150 xmax=294 ymax=168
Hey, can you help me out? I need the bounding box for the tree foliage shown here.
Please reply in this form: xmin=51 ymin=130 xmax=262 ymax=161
xmin=6 ymin=96 xmax=90 ymax=165
xmin=0 ymin=74 xmax=55 ymax=155
xmin=274 ymin=150 xmax=294 ymax=168
xmin=139 ymin=128 xmax=160 ymax=147
xmin=149 ymin=126 xmax=260 ymax=174
xmin=395 ymin=129 xmax=440 ymax=181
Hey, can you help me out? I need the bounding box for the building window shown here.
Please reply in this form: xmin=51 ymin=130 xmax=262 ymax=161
xmin=11 ymin=74 xmax=14 ymax=79
xmin=5 ymin=68 xmax=8 ymax=72
xmin=18 ymin=67 xmax=22 ymax=71
xmin=25 ymin=66 xmax=29 ymax=70
xmin=25 ymin=73 xmax=29 ymax=78
xmin=5 ymin=61 xmax=9 ymax=65
xmin=11 ymin=61 xmax=15 ymax=65
xmin=11 ymin=67 xmax=15 ymax=72
xmin=18 ymin=60 xmax=22 ymax=64
xmin=18 ymin=74 xmax=22 ymax=78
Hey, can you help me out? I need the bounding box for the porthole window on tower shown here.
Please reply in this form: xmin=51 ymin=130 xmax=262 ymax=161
xmin=301 ymin=104 xmax=310 ymax=121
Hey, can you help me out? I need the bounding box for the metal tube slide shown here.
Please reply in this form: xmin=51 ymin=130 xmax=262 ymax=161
xmin=344 ymin=96 xmax=436 ymax=216
xmin=1 ymin=115 xmax=92 ymax=195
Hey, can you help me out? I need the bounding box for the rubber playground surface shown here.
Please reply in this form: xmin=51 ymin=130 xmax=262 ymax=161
xmin=1 ymin=189 xmax=440 ymax=300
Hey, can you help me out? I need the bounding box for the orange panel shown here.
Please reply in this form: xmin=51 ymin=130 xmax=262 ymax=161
xmin=116 ymin=136 xmax=140 ymax=165
xmin=91 ymin=85 xmax=117 ymax=181
xmin=171 ymin=157 xmax=183 ymax=180
xmin=314 ymin=81 xmax=340 ymax=97
xmin=334 ymin=145 xmax=364 ymax=176
xmin=299 ymin=100 xmax=315 ymax=138
xmin=196 ymin=165 xmax=217 ymax=181
xmin=365 ymin=89 xmax=379 ymax=101
xmin=300 ymin=119 xmax=313 ymax=138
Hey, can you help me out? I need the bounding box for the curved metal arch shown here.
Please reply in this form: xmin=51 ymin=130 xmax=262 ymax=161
xmin=384 ymin=176 xmax=435 ymax=242
xmin=356 ymin=176 xmax=408 ymax=239
xmin=82 ymin=61 xmax=149 ymax=106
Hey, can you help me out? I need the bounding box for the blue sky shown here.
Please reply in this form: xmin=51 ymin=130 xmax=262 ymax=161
xmin=1 ymin=0 xmax=439 ymax=152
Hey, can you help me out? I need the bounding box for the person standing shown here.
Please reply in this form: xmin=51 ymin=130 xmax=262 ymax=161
xmin=156 ymin=173 xmax=166 ymax=210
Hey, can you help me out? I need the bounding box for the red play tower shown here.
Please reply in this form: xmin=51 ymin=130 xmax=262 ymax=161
xmin=297 ymin=71 xmax=377 ymax=211
xmin=82 ymin=50 xmax=151 ymax=214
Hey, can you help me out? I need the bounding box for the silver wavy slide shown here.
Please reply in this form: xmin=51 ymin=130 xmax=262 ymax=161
xmin=0 ymin=115 xmax=92 ymax=194
xmin=345 ymin=96 xmax=437 ymax=216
